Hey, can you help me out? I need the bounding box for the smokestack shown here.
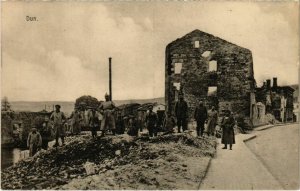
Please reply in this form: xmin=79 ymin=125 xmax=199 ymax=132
xmin=266 ymin=79 xmax=271 ymax=89
xmin=273 ymin=77 xmax=277 ymax=88
xmin=109 ymin=57 xmax=112 ymax=101
xmin=263 ymin=82 xmax=266 ymax=88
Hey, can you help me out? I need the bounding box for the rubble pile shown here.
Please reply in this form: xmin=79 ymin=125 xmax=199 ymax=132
xmin=2 ymin=133 xmax=216 ymax=190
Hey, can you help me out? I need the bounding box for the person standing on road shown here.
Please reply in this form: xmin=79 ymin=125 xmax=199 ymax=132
xmin=221 ymin=110 xmax=236 ymax=150
xmin=207 ymin=106 xmax=218 ymax=136
xmin=194 ymin=101 xmax=208 ymax=136
xmin=175 ymin=93 xmax=188 ymax=133
xmin=146 ymin=105 xmax=158 ymax=137
xmin=27 ymin=127 xmax=42 ymax=157
xmin=50 ymin=104 xmax=67 ymax=147
xmin=98 ymin=93 xmax=116 ymax=137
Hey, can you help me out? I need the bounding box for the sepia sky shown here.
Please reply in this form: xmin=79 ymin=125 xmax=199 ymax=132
xmin=1 ymin=1 xmax=299 ymax=101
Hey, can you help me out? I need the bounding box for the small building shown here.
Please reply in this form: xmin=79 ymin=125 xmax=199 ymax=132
xmin=256 ymin=78 xmax=294 ymax=122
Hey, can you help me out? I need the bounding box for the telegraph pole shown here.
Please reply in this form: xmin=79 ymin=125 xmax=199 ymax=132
xmin=109 ymin=57 xmax=112 ymax=101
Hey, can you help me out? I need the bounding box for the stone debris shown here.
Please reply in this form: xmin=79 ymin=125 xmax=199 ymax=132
xmin=84 ymin=162 xmax=96 ymax=175
xmin=1 ymin=133 xmax=216 ymax=189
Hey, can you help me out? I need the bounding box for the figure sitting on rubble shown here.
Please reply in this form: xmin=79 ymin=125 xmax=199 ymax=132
xmin=89 ymin=108 xmax=100 ymax=138
xmin=175 ymin=93 xmax=188 ymax=133
xmin=50 ymin=104 xmax=67 ymax=147
xmin=98 ymin=93 xmax=116 ymax=137
xmin=194 ymin=101 xmax=208 ymax=137
xmin=207 ymin=106 xmax=218 ymax=136
xmin=162 ymin=112 xmax=176 ymax=134
xmin=40 ymin=117 xmax=53 ymax=150
xmin=146 ymin=105 xmax=158 ymax=137
xmin=127 ymin=115 xmax=139 ymax=136
xmin=27 ymin=126 xmax=42 ymax=157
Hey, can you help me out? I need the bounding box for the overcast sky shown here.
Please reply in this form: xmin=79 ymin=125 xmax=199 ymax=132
xmin=1 ymin=1 xmax=299 ymax=101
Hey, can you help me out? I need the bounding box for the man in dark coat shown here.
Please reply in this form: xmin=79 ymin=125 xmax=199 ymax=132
xmin=40 ymin=117 xmax=52 ymax=150
xmin=221 ymin=110 xmax=236 ymax=150
xmin=89 ymin=109 xmax=100 ymax=138
xmin=175 ymin=94 xmax=188 ymax=133
xmin=127 ymin=115 xmax=139 ymax=137
xmin=115 ymin=111 xmax=125 ymax=134
xmin=194 ymin=101 xmax=208 ymax=136
xmin=145 ymin=105 xmax=158 ymax=137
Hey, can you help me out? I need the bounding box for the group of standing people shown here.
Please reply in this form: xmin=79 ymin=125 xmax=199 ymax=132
xmin=27 ymin=104 xmax=66 ymax=156
xmin=174 ymin=93 xmax=235 ymax=150
xmin=26 ymin=93 xmax=236 ymax=157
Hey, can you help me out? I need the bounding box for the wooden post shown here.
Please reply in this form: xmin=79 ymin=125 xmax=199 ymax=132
xmin=109 ymin=57 xmax=112 ymax=101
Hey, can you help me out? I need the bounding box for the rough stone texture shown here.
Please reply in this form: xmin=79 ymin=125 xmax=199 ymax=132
xmin=165 ymin=30 xmax=255 ymax=121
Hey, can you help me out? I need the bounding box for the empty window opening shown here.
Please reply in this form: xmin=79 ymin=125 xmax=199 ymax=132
xmin=209 ymin=60 xmax=217 ymax=72
xmin=201 ymin=51 xmax=211 ymax=58
xmin=173 ymin=82 xmax=181 ymax=91
xmin=208 ymin=86 xmax=217 ymax=96
xmin=174 ymin=63 xmax=182 ymax=74
xmin=194 ymin=41 xmax=200 ymax=48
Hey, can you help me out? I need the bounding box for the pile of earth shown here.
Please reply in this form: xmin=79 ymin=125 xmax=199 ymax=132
xmin=1 ymin=133 xmax=216 ymax=190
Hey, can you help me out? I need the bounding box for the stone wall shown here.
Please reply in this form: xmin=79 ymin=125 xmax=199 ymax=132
xmin=165 ymin=30 xmax=255 ymax=122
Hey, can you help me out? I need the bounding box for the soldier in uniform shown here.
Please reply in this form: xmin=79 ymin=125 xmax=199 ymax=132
xmin=207 ymin=106 xmax=218 ymax=136
xmin=27 ymin=127 xmax=42 ymax=157
xmin=145 ymin=105 xmax=158 ymax=137
xmin=40 ymin=117 xmax=52 ymax=150
xmin=50 ymin=105 xmax=66 ymax=147
xmin=89 ymin=108 xmax=100 ymax=138
xmin=69 ymin=108 xmax=83 ymax=135
xmin=98 ymin=93 xmax=116 ymax=137
xmin=221 ymin=110 xmax=236 ymax=150
xmin=194 ymin=101 xmax=208 ymax=136
xmin=175 ymin=93 xmax=188 ymax=133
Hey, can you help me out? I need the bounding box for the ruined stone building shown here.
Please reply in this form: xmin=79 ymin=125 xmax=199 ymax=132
xmin=165 ymin=30 xmax=255 ymax=124
xmin=256 ymin=78 xmax=295 ymax=122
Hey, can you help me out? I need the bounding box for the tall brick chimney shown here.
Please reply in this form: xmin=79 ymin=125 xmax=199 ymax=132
xmin=266 ymin=79 xmax=271 ymax=89
xmin=273 ymin=77 xmax=277 ymax=88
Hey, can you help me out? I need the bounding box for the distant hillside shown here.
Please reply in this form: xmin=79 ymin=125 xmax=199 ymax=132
xmin=114 ymin=97 xmax=165 ymax=106
xmin=10 ymin=97 xmax=165 ymax=116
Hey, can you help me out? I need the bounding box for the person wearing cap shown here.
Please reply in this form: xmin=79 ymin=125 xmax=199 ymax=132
xmin=221 ymin=110 xmax=236 ymax=150
xmin=89 ymin=108 xmax=100 ymax=138
xmin=27 ymin=127 xmax=42 ymax=157
xmin=40 ymin=117 xmax=53 ymax=150
xmin=50 ymin=104 xmax=67 ymax=147
xmin=98 ymin=93 xmax=116 ymax=137
xmin=175 ymin=93 xmax=188 ymax=133
xmin=194 ymin=101 xmax=208 ymax=136
xmin=207 ymin=106 xmax=218 ymax=136
xmin=145 ymin=105 xmax=158 ymax=137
